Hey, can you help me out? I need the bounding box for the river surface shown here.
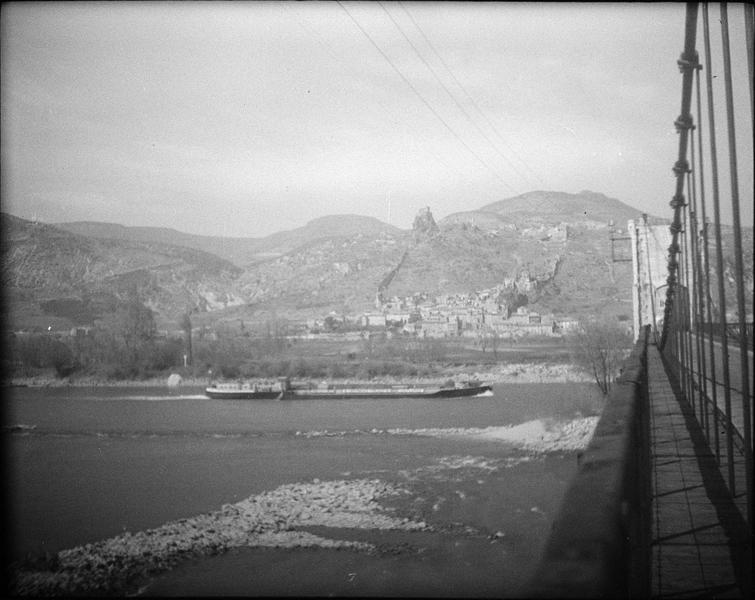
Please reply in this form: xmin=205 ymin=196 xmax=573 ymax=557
xmin=4 ymin=382 xmax=603 ymax=597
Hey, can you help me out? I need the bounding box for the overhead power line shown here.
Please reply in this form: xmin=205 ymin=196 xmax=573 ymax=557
xmin=337 ymin=0 xmax=518 ymax=195
xmin=280 ymin=0 xmax=500 ymax=204
xmin=378 ymin=1 xmax=537 ymax=190
xmin=398 ymin=1 xmax=545 ymax=187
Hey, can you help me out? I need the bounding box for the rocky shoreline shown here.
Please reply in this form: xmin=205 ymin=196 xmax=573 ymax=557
xmin=6 ymin=362 xmax=591 ymax=389
xmin=9 ymin=478 xmax=430 ymax=596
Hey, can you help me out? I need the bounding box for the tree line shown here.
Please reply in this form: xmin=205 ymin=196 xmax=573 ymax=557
xmin=4 ymin=294 xmax=458 ymax=381
xmin=4 ymin=293 xmax=634 ymax=392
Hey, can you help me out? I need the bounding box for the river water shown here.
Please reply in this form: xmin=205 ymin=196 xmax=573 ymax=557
xmin=4 ymin=382 xmax=603 ymax=597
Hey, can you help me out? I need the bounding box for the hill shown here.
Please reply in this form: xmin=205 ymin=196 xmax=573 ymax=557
xmin=56 ymin=214 xmax=401 ymax=268
xmin=53 ymin=221 xmax=266 ymax=268
xmin=230 ymin=193 xmax=643 ymax=322
xmin=442 ymin=190 xmax=651 ymax=230
xmin=479 ymin=190 xmax=649 ymax=225
xmin=2 ymin=213 xmax=243 ymax=329
xmin=6 ymin=190 xmax=748 ymax=333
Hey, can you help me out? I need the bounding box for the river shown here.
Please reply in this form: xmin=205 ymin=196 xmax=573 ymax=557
xmin=4 ymin=382 xmax=603 ymax=597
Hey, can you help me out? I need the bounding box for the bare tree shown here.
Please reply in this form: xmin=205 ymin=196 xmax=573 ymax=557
xmin=180 ymin=311 xmax=193 ymax=367
xmin=568 ymin=317 xmax=633 ymax=395
xmin=478 ymin=325 xmax=501 ymax=358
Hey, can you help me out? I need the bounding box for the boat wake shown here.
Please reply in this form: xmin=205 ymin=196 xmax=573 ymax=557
xmin=104 ymin=394 xmax=209 ymax=401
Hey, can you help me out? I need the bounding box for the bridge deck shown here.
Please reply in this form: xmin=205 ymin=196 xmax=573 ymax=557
xmin=648 ymin=342 xmax=751 ymax=598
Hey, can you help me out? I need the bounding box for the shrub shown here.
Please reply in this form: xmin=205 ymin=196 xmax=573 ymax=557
xmin=567 ymin=317 xmax=633 ymax=395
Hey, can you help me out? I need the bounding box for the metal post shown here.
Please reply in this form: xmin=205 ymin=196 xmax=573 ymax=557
xmin=642 ymin=214 xmax=659 ymax=340
xmin=632 ymin=221 xmax=643 ymax=342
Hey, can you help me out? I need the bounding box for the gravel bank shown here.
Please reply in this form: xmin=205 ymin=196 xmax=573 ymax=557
xmin=296 ymin=416 xmax=600 ymax=454
xmin=9 ymin=478 xmax=429 ymax=596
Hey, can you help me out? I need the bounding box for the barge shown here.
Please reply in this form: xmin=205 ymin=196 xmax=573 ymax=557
xmin=205 ymin=378 xmax=492 ymax=400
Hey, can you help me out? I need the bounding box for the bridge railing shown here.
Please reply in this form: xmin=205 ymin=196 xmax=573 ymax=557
xmin=525 ymin=326 xmax=651 ymax=598
xmin=659 ymin=1 xmax=753 ymax=527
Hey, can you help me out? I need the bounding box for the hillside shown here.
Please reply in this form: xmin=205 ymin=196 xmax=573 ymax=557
xmin=5 ymin=190 xmax=748 ymax=333
xmin=53 ymin=221 xmax=266 ymax=269
xmin=2 ymin=213 xmax=243 ymax=329
xmin=477 ymin=190 xmax=649 ymax=226
xmin=56 ymin=214 xmax=401 ymax=268
xmin=230 ymin=193 xmax=643 ymax=322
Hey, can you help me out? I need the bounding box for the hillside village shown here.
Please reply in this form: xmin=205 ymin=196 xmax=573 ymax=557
xmin=304 ymin=284 xmax=579 ymax=340
xmin=55 ymin=285 xmax=579 ymax=344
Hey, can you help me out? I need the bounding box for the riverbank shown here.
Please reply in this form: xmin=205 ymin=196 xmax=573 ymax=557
xmin=8 ymin=413 xmax=598 ymax=596
xmin=5 ymin=362 xmax=592 ymax=389
xmin=9 ymin=478 xmax=429 ymax=596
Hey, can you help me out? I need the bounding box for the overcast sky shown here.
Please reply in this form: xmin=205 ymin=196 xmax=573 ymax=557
xmin=2 ymin=1 xmax=752 ymax=238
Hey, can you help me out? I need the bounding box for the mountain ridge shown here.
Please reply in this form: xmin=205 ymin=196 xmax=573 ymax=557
xmin=6 ymin=190 xmax=746 ymax=332
xmin=56 ymin=214 xmax=402 ymax=267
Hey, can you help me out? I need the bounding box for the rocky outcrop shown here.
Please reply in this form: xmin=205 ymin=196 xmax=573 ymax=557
xmin=412 ymin=207 xmax=439 ymax=242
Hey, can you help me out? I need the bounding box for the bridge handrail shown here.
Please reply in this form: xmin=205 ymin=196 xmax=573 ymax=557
xmin=525 ymin=326 xmax=650 ymax=598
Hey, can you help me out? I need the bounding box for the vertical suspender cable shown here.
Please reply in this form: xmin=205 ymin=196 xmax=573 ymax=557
xmin=720 ymin=1 xmax=753 ymax=526
xmin=694 ymin=62 xmax=715 ymax=452
xmin=702 ymin=3 xmax=735 ymax=494
xmin=681 ymin=186 xmax=693 ymax=408
xmin=688 ymin=133 xmax=705 ymax=425
xmin=745 ymin=2 xmax=754 ymax=131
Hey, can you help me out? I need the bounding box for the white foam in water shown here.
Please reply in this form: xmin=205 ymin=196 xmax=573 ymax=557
xmin=104 ymin=394 xmax=209 ymax=401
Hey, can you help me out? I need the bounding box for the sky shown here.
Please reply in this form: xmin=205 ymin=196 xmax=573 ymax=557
xmin=1 ymin=1 xmax=753 ymax=238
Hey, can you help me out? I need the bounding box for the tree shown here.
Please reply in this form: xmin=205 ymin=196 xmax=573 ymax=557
xmin=478 ymin=325 xmax=500 ymax=357
xmin=94 ymin=292 xmax=157 ymax=377
xmin=181 ymin=312 xmax=193 ymax=367
xmin=110 ymin=297 xmax=156 ymax=352
xmin=567 ymin=317 xmax=633 ymax=395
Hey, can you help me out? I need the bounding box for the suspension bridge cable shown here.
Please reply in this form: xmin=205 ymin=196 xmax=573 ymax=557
xmin=681 ymin=184 xmax=693 ymax=403
xmin=687 ymin=139 xmax=705 ymax=425
xmin=691 ymin=65 xmax=713 ymax=444
xmin=702 ymin=2 xmax=736 ymax=494
xmin=745 ymin=3 xmax=754 ymax=132
xmin=336 ymin=1 xmax=518 ymax=195
xmin=695 ymin=27 xmax=720 ymax=463
xmin=688 ymin=108 xmax=702 ymax=421
xmin=279 ymin=1 xmax=499 ymax=204
xmin=661 ymin=1 xmax=698 ymax=350
xmin=377 ymin=0 xmax=537 ymax=190
xmin=720 ymin=1 xmax=752 ymax=526
xmin=397 ymin=1 xmax=545 ymax=187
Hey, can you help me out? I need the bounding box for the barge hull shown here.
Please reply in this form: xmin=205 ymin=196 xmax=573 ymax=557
xmin=204 ymin=385 xmax=492 ymax=400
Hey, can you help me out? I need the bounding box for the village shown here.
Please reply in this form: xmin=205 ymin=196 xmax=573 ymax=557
xmin=302 ymin=283 xmax=580 ymax=341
